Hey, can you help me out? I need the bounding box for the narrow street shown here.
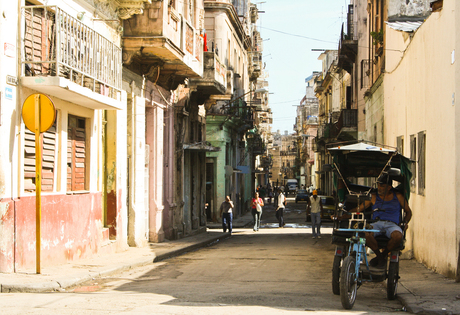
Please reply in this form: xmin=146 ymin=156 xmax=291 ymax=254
xmin=0 ymin=197 xmax=406 ymax=314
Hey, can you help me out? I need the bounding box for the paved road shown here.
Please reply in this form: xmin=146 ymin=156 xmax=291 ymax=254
xmin=0 ymin=197 xmax=406 ymax=314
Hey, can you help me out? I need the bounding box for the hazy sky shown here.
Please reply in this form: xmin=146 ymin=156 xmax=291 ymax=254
xmin=258 ymin=0 xmax=347 ymax=134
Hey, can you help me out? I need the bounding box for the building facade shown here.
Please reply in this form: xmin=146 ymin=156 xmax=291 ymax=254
xmin=204 ymin=1 xmax=266 ymax=221
xmin=314 ymin=0 xmax=460 ymax=279
xmin=0 ymin=0 xmax=132 ymax=272
xmin=0 ymin=0 xmax=270 ymax=274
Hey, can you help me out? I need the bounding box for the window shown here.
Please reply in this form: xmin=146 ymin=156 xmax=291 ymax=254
xmin=410 ymin=134 xmax=416 ymax=193
xmin=67 ymin=115 xmax=87 ymax=191
xmin=24 ymin=122 xmax=57 ymax=192
xmin=417 ymin=131 xmax=426 ymax=196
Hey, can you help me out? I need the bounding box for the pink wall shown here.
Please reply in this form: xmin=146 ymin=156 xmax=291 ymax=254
xmin=0 ymin=199 xmax=15 ymax=272
xmin=4 ymin=193 xmax=104 ymax=272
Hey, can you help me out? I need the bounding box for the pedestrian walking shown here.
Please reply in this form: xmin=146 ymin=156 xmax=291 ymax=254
xmin=267 ymin=183 xmax=273 ymax=204
xmin=219 ymin=195 xmax=234 ymax=234
xmin=307 ymin=190 xmax=323 ymax=238
xmin=276 ymin=189 xmax=286 ymax=228
xmin=251 ymin=192 xmax=264 ymax=231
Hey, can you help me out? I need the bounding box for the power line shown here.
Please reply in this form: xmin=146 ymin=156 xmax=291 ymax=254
xmin=260 ymin=26 xmax=337 ymax=45
xmin=269 ymin=99 xmax=302 ymax=105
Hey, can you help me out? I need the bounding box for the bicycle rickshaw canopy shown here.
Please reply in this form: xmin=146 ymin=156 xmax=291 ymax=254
xmin=327 ymin=141 xmax=413 ymax=201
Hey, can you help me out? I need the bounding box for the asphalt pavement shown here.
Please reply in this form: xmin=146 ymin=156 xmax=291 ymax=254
xmin=0 ymin=204 xmax=459 ymax=315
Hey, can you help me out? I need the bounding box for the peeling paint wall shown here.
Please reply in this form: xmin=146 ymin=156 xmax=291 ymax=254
xmin=12 ymin=193 xmax=103 ymax=271
xmin=388 ymin=0 xmax=431 ymax=20
xmin=0 ymin=200 xmax=15 ymax=272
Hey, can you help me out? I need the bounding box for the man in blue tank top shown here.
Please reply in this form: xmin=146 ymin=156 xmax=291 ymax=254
xmin=350 ymin=174 xmax=412 ymax=268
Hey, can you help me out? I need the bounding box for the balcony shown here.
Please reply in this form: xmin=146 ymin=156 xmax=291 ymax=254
xmin=249 ymin=51 xmax=262 ymax=81
xmin=189 ymin=52 xmax=227 ymax=100
xmin=21 ymin=5 xmax=123 ymax=110
xmin=122 ymin=2 xmax=203 ymax=90
xmin=337 ymin=23 xmax=357 ymax=74
xmin=337 ymin=109 xmax=358 ymax=140
xmin=317 ymin=123 xmax=338 ymax=140
xmin=251 ymin=136 xmax=265 ymax=155
xmin=207 ymin=99 xmax=254 ymax=125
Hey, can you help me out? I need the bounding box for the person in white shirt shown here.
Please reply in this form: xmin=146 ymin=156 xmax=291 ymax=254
xmin=219 ymin=196 xmax=234 ymax=233
xmin=307 ymin=190 xmax=323 ymax=238
xmin=276 ymin=189 xmax=286 ymax=228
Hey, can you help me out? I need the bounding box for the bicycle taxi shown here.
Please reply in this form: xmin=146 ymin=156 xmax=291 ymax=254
xmin=326 ymin=142 xmax=413 ymax=310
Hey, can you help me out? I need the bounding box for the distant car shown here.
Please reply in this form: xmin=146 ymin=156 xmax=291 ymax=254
xmin=295 ymin=189 xmax=309 ymax=203
xmin=286 ymin=184 xmax=297 ymax=196
xmin=306 ymin=195 xmax=336 ymax=221
xmin=286 ymin=179 xmax=298 ymax=196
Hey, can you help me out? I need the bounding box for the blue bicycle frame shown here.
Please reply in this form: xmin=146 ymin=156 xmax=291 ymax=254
xmin=337 ymin=213 xmax=381 ymax=283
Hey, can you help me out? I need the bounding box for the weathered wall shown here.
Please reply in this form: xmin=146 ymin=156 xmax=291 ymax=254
xmin=388 ymin=0 xmax=431 ymax=20
xmin=145 ymin=81 xmax=169 ymax=243
xmin=13 ymin=193 xmax=103 ymax=271
xmin=0 ymin=200 xmax=15 ymax=272
xmin=365 ymin=76 xmax=384 ymax=143
xmin=384 ymin=1 xmax=459 ymax=277
xmin=206 ymin=119 xmax=226 ymax=222
xmin=123 ymin=71 xmax=148 ymax=247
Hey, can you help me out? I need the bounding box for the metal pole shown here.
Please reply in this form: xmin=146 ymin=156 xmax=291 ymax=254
xmin=34 ymin=94 xmax=42 ymax=274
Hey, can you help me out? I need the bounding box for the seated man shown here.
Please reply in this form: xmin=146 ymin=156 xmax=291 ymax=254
xmin=349 ymin=174 xmax=412 ymax=267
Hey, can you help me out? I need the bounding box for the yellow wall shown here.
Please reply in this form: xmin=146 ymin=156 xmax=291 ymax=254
xmin=384 ymin=2 xmax=459 ymax=277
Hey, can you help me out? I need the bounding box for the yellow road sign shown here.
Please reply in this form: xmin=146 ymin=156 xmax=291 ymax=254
xmin=21 ymin=93 xmax=56 ymax=274
xmin=22 ymin=93 xmax=56 ymax=133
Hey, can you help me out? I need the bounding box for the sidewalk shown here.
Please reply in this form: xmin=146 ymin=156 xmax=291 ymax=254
xmin=397 ymin=259 xmax=460 ymax=315
xmin=0 ymin=209 xmax=459 ymax=315
xmin=0 ymin=230 xmax=231 ymax=293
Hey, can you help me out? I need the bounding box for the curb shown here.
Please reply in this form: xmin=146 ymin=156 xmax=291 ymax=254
xmin=1 ymin=233 xmax=230 ymax=293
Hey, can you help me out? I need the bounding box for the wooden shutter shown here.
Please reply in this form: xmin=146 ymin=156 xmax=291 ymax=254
xmin=24 ymin=123 xmax=57 ymax=192
xmin=418 ymin=131 xmax=426 ymax=196
xmin=67 ymin=115 xmax=86 ymax=191
xmin=23 ymin=5 xmax=55 ymax=76
xmin=410 ymin=134 xmax=416 ymax=193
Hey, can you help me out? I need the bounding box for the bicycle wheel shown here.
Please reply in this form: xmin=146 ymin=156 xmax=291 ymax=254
xmin=340 ymin=255 xmax=357 ymax=309
xmin=332 ymin=255 xmax=342 ymax=295
xmin=387 ymin=261 xmax=399 ymax=300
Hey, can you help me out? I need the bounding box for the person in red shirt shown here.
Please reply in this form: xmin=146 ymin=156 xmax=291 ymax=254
xmin=251 ymin=192 xmax=264 ymax=231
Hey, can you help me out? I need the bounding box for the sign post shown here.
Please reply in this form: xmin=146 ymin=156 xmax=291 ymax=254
xmin=22 ymin=93 xmax=56 ymax=274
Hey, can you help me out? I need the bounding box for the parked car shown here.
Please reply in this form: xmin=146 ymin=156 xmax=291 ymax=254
xmin=320 ymin=196 xmax=336 ymax=220
xmin=306 ymin=195 xmax=336 ymax=221
xmin=295 ymin=189 xmax=309 ymax=203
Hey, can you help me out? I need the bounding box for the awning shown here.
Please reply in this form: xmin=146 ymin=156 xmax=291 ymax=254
xmin=236 ymin=166 xmax=250 ymax=174
xmin=386 ymin=21 xmax=423 ymax=33
xmin=328 ymin=142 xmax=395 ymax=153
xmin=183 ymin=143 xmax=221 ymax=152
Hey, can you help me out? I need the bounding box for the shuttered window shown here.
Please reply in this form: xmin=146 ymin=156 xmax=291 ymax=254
xmin=67 ymin=115 xmax=87 ymax=191
xmin=24 ymin=123 xmax=57 ymax=192
xmin=417 ymin=131 xmax=426 ymax=196
xmin=410 ymin=134 xmax=416 ymax=193
xmin=23 ymin=4 xmax=55 ymax=76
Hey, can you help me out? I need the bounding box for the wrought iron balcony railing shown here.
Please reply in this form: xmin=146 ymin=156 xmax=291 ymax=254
xmin=337 ymin=109 xmax=357 ymax=131
xmin=22 ymin=5 xmax=122 ymax=100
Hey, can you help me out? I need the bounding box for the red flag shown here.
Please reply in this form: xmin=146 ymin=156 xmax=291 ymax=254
xmin=203 ymin=33 xmax=208 ymax=52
